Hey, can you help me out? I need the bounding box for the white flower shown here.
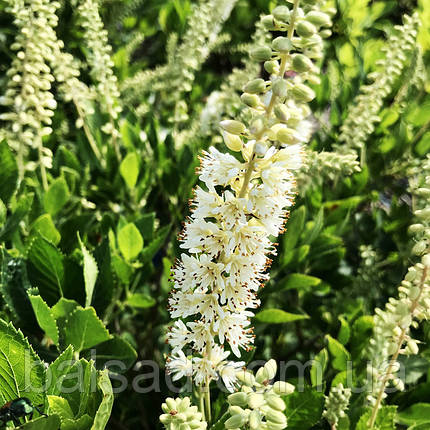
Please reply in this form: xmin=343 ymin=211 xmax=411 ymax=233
xmin=168 ymin=320 xmax=190 ymax=353
xmin=193 ymin=357 xmax=218 ymax=385
xmin=219 ymin=360 xmax=244 ymax=392
xmin=167 ymin=350 xmax=193 ymax=381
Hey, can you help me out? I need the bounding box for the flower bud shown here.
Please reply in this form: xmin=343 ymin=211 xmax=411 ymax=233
xmin=241 ymin=93 xmax=261 ymax=108
xmin=262 ymin=15 xmax=277 ymax=31
xmin=264 ymin=359 xmax=277 ymax=380
xmin=222 ymin=131 xmax=243 ymax=152
xmin=415 ymin=208 xmax=430 ymax=220
xmin=320 ymin=29 xmax=332 ymax=38
xmin=292 ymin=83 xmax=315 ymax=102
xmin=266 ymin=421 xmax=287 ymax=430
xmin=248 ymin=393 xmax=265 ymax=409
xmin=422 ymin=254 xmax=430 ymax=267
xmin=272 ymin=36 xmax=292 ymax=53
xmin=265 ymin=395 xmax=285 ymax=411
xmin=274 ymin=104 xmax=290 ymax=122
xmin=296 ymin=21 xmax=317 ymax=37
xmin=220 ymin=120 xmax=246 ymax=135
xmin=273 ymin=6 xmax=290 ymax=22
xmin=292 ymin=54 xmax=314 ymax=72
xmin=406 ymin=340 xmax=419 ymax=355
xmin=416 ymin=187 xmax=430 ymax=196
xmin=412 ymin=241 xmax=427 ymax=256
xmin=306 ymin=11 xmax=332 ymax=27
xmin=250 ymin=46 xmax=273 ymax=62
xmin=225 ymin=413 xmax=246 ymax=429
xmin=272 ymin=78 xmax=288 ymax=98
xmin=273 ymin=381 xmax=295 ymax=395
xmin=166 ymin=398 xmax=177 ymax=411
xmin=264 ymin=60 xmax=279 ymax=75
xmin=255 ymin=366 xmax=269 ymax=384
xmin=179 ymin=424 xmax=191 ymax=430
xmin=236 ymin=370 xmax=256 ymax=387
xmin=244 ymin=78 xmax=267 ymax=94
xmin=228 ymin=392 xmax=248 ymax=407
xmin=249 ymin=410 xmax=262 ymax=429
xmin=266 ymin=408 xmax=287 ymax=425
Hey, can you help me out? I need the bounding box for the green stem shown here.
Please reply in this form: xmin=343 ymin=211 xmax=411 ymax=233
xmin=37 ymin=137 xmax=48 ymax=191
xmin=199 ymin=386 xmax=206 ymax=422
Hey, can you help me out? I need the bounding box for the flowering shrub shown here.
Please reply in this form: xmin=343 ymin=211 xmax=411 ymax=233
xmin=0 ymin=0 xmax=429 ymax=429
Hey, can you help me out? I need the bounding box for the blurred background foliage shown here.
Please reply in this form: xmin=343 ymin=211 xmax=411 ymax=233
xmin=0 ymin=0 xmax=429 ymax=428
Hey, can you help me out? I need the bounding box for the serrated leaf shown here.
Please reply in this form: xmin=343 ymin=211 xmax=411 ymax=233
xmin=30 ymin=214 xmax=61 ymax=245
xmin=17 ymin=415 xmax=61 ymax=430
xmin=47 ymin=395 xmax=74 ymax=421
xmin=29 ymin=295 xmax=59 ymax=344
xmin=356 ymin=405 xmax=396 ymax=430
xmin=46 ymin=345 xmax=75 ymax=396
xmin=311 ymin=348 xmax=329 ymax=387
xmin=279 ymin=273 xmax=321 ymax=292
xmin=91 ymin=369 xmax=113 ymax=430
xmin=0 ymin=319 xmax=45 ymax=407
xmin=82 ymin=335 xmax=137 ymax=371
xmin=27 ymin=236 xmax=64 ymax=306
xmin=64 ymin=307 xmax=111 ymax=352
xmin=117 ymin=223 xmax=143 ymax=261
xmin=255 ymin=309 xmax=309 ymax=324
xmin=284 ymin=387 xmax=324 ymax=429
xmin=44 ymin=177 xmax=70 ymax=216
xmin=326 ymin=335 xmax=351 ymax=371
xmin=119 ymin=152 xmax=140 ymax=188
xmin=0 ymin=140 xmax=18 ymax=204
xmin=78 ymin=237 xmax=99 ymax=308
xmin=126 ymin=293 xmax=156 ymax=309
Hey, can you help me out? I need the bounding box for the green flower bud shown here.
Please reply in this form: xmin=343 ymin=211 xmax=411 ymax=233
xmin=225 ymin=413 xmax=247 ymax=429
xmin=292 ymin=83 xmax=316 ymax=102
xmin=274 ymin=104 xmax=290 ymax=122
xmin=262 ymin=15 xmax=277 ymax=31
xmin=249 ymin=118 xmax=264 ymax=135
xmin=320 ymin=29 xmax=332 ymax=38
xmin=244 ymin=78 xmax=267 ymax=94
xmin=249 ymin=410 xmax=262 ymax=429
xmin=422 ymin=254 xmax=430 ymax=267
xmin=248 ymin=393 xmax=265 ymax=409
xmin=228 ymin=392 xmax=248 ymax=407
xmin=237 ymin=370 xmax=256 ymax=387
xmin=416 ymin=187 xmax=430 ymax=196
xmin=272 ymin=36 xmax=292 ymax=53
xmin=220 ymin=120 xmax=246 ymax=135
xmin=306 ymin=11 xmax=332 ymax=27
xmin=273 ymin=6 xmax=290 ymax=22
xmin=222 ymin=131 xmax=243 ymax=152
xmin=307 ymin=75 xmax=321 ymax=85
xmin=241 ymin=93 xmax=261 ymax=108
xmin=166 ymin=398 xmax=178 ymax=411
xmin=264 ymin=60 xmax=279 ymax=75
xmin=178 ymin=397 xmax=191 ymax=413
xmin=266 ymin=408 xmax=287 ymax=425
xmin=412 ymin=241 xmax=427 ymax=255
xmin=296 ymin=21 xmax=317 ymax=38
xmin=273 ymin=381 xmax=295 ymax=395
xmin=255 ymin=367 xmax=269 ymax=384
xmin=272 ymin=78 xmax=288 ymax=98
xmin=409 ymin=224 xmax=424 ymax=233
xmin=265 ymin=395 xmax=286 ymax=411
xmin=250 ymin=46 xmax=273 ymax=62
xmin=415 ymin=208 xmax=430 ymax=220
xmin=264 ymin=359 xmax=277 ymax=380
xmin=179 ymin=424 xmax=191 ymax=430
xmin=266 ymin=421 xmax=287 ymax=430
xmin=292 ymin=54 xmax=314 ymax=72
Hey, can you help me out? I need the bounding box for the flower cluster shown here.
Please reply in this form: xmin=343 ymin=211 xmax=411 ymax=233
xmin=323 ymin=383 xmax=351 ymax=427
xmin=122 ymin=0 xmax=237 ymax=121
xmin=225 ymin=360 xmax=294 ymax=430
xmin=0 ymin=0 xmax=60 ymax=183
xmin=337 ymin=13 xmax=420 ymax=153
xmin=77 ymin=0 xmax=121 ymax=138
xmin=160 ymin=397 xmax=207 ymax=430
xmin=166 ymin=0 xmax=332 ymax=391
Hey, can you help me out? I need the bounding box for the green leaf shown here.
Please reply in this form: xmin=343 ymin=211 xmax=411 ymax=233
xmin=0 ymin=319 xmax=45 ymax=407
xmin=91 ymin=369 xmax=114 ymax=430
xmin=79 ymin=237 xmax=99 ymax=308
xmin=46 ymin=345 xmax=75 ymax=396
xmin=82 ymin=335 xmax=137 ymax=371
xmin=117 ymin=223 xmax=144 ymax=260
xmin=397 ymin=403 xmax=430 ymax=426
xmin=29 ymin=294 xmax=59 ymax=344
xmin=279 ymin=273 xmax=321 ymax=292
xmin=303 ymin=208 xmax=324 ymax=244
xmin=326 ymin=335 xmax=351 ymax=371
xmin=140 ymin=225 xmax=170 ymax=265
xmin=356 ymin=406 xmax=396 ymax=430
xmin=255 ymin=309 xmax=309 ymax=324
xmin=284 ymin=387 xmax=325 ymax=429
xmin=0 ymin=199 xmax=5 ymax=226
xmin=47 ymin=395 xmax=75 ymax=421
xmin=282 ymin=205 xmax=306 ymax=256
xmin=44 ymin=177 xmax=70 ymax=216
xmin=0 ymin=140 xmax=18 ymax=204
xmin=126 ymin=293 xmax=156 ymax=309
xmin=27 ymin=236 xmax=64 ymax=306
xmin=62 ymin=415 xmax=93 ymax=430
xmin=64 ymin=307 xmax=111 ymax=352
xmin=119 ymin=152 xmax=140 ymax=188
xmin=17 ymin=415 xmax=61 ymax=430
xmin=338 ymin=316 xmax=351 ymax=345
xmin=0 ymin=193 xmax=33 ymax=241
xmin=30 ymin=214 xmax=61 ymax=245
xmin=310 ymin=348 xmax=329 ymax=387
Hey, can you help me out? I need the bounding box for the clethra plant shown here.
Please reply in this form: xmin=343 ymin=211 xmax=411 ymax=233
xmin=163 ymin=0 xmax=333 ymax=427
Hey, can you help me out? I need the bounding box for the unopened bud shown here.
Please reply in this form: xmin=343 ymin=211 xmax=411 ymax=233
xmin=250 ymin=46 xmax=272 ymax=62
xmin=296 ymin=21 xmax=317 ymax=37
xmin=264 ymin=60 xmax=280 ymax=75
xmin=272 ymin=78 xmax=288 ymax=98
xmin=225 ymin=413 xmax=246 ymax=429
xmin=272 ymin=36 xmax=292 ymax=53
xmin=306 ymin=11 xmax=332 ymax=27
xmin=274 ymin=104 xmax=290 ymax=122
xmin=273 ymin=381 xmax=295 ymax=395
xmin=220 ymin=120 xmax=246 ymax=135
xmin=262 ymin=15 xmax=278 ymax=30
xmin=292 ymin=83 xmax=315 ymax=102
xmin=241 ymin=93 xmax=261 ymax=108
xmin=265 ymin=395 xmax=285 ymax=411
xmin=244 ymin=78 xmax=267 ymax=94
xmin=273 ymin=6 xmax=290 ymax=22
xmin=222 ymin=131 xmax=243 ymax=152
xmin=228 ymin=392 xmax=248 ymax=407
xmin=292 ymin=54 xmax=314 ymax=72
